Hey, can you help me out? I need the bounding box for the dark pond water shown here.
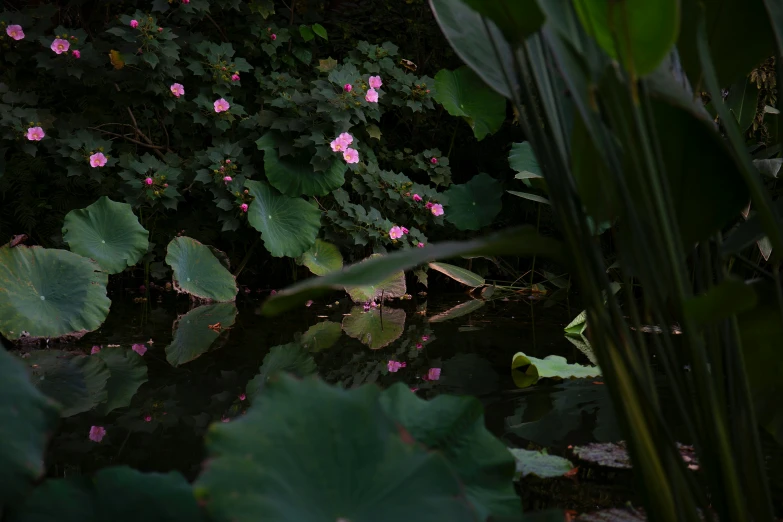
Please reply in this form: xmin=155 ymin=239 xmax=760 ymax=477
xmin=33 ymin=290 xmax=684 ymax=484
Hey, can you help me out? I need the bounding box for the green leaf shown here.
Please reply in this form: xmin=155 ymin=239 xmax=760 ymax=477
xmin=299 ymin=239 xmax=343 ymax=276
xmin=574 ymin=0 xmax=679 ymax=75
xmin=342 ymin=306 xmax=406 ymax=349
xmin=245 ymin=180 xmax=321 ymax=258
xmin=509 ymin=448 xmax=575 ymax=479
xmin=0 ymin=246 xmax=110 ymax=340
xmin=312 ymin=23 xmax=328 ymax=40
xmin=261 ymin=227 xmax=566 ymax=315
xmin=429 ymin=262 xmax=485 ymax=287
xmin=96 ymin=347 xmax=148 ymax=415
xmin=509 ymin=142 xmax=542 ymax=177
xmin=317 ymin=57 xmax=338 ymax=73
xmin=62 ymin=197 xmax=149 ymax=274
xmin=299 ymin=25 xmax=315 ymax=42
xmin=571 ymin=113 xmax=618 ymax=221
xmin=754 ymin=158 xmax=782 ymax=178
xmin=165 ymin=237 xmax=238 ymax=302
xmin=429 ymin=300 xmax=485 ymax=323
xmin=511 ymin=352 xmax=601 ymax=388
xmin=725 ymin=76 xmax=760 ymax=132
xmin=246 ymin=343 xmax=317 ymax=400
xmin=300 ymin=321 xmax=342 ymax=352
xmin=165 ymin=303 xmax=238 ymax=366
xmin=564 ymin=310 xmax=587 ymax=335
xmin=380 ymin=384 xmax=520 ymax=520
xmin=366 ymin=124 xmax=382 ymax=140
xmin=142 ymin=52 xmax=159 ymax=68
xmin=507 ymin=191 xmax=550 ymax=205
xmin=434 ymin=67 xmax=506 ymax=140
xmin=26 ymin=351 xmax=109 ymax=417
xmin=444 ymin=173 xmax=503 ymax=230
xmin=0 ymin=345 xmax=59 ymax=506
xmin=346 ymin=253 xmax=407 ymax=302
xmin=684 ymin=278 xmax=758 ymax=326
xmin=462 ymin=0 xmax=544 ymax=44
xmin=196 ymin=376 xmax=478 ymax=522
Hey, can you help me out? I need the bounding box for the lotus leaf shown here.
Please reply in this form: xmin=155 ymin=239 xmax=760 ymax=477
xmin=0 ymin=246 xmax=110 ymax=340
xmin=195 ymin=375 xmax=478 ymax=522
xmin=300 ymin=321 xmax=342 ymax=352
xmin=444 ymin=173 xmax=503 ymax=231
xmin=62 ymin=197 xmax=149 ymax=274
xmin=299 ymin=239 xmax=343 ymax=276
xmin=429 ymin=262 xmax=485 ymax=287
xmin=346 ymin=254 xmax=406 ymax=302
xmin=509 ymin=448 xmax=574 ymax=479
xmin=165 ymin=303 xmax=238 ymax=366
xmin=245 ymin=180 xmax=321 ymax=258
xmin=245 ymin=343 xmax=317 ymax=401
xmin=165 ymin=237 xmax=238 ymax=302
xmin=342 ymin=306 xmax=406 ymax=350
xmin=433 ymin=67 xmax=505 ymax=141
xmin=96 ymin=347 xmax=148 ymax=414
xmin=26 ymin=350 xmax=110 ymax=417
xmin=512 ymin=352 xmax=601 ymax=388
xmin=509 ymin=142 xmax=542 ymax=178
xmin=429 ymin=299 xmax=485 ymax=323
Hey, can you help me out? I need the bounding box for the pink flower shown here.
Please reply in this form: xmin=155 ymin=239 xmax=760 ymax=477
xmin=368 ymin=75 xmax=383 ymax=89
xmin=430 ymin=203 xmax=444 ymax=216
xmin=132 ymin=343 xmax=147 ymax=356
xmin=426 ymin=368 xmax=441 ymax=381
xmin=424 ymin=202 xmax=434 ymax=210
xmin=91 ymin=345 xmax=101 ymax=354
xmin=421 ymin=335 xmax=429 ymax=341
xmin=389 ymin=226 xmax=404 ymax=240
xmin=416 ymin=343 xmax=422 ymax=350
xmin=89 ymin=152 xmax=107 ymax=168
xmin=330 ymin=132 xmax=353 ymax=152
xmin=72 ymin=49 xmax=81 ymax=59
xmin=430 ymin=157 xmax=438 ymax=165
xmin=305 ymin=300 xmax=313 ymax=307
xmin=130 ymin=19 xmax=139 ymax=28
xmin=343 ymin=147 xmax=359 ymax=164
xmin=144 ymin=177 xmax=153 ymax=186
xmin=231 ymin=73 xmax=240 ymax=81
xmin=412 ymin=194 xmax=422 ymax=202
xmin=240 ymin=203 xmax=248 ymax=212
xmin=89 ymin=426 xmax=106 ymax=442
xmin=387 ymin=360 xmax=406 ymax=373
xmin=401 ymin=227 xmax=409 ymax=235
xmin=223 ymin=176 xmax=232 ymax=182
xmin=225 ymin=159 xmax=231 ymax=164
xmin=270 ymin=33 xmax=277 ymax=40
xmin=214 ymin=98 xmax=230 ymax=113
xmin=365 ymin=88 xmax=379 ymax=103
xmin=239 ymin=393 xmax=246 ymax=401
xmin=410 ymin=387 xmax=419 ymax=392
xmin=26 ymin=127 xmax=45 ymax=141
xmin=144 ymin=415 xmax=152 ymax=422
xmin=270 ymin=289 xmax=277 ymax=295
xmin=170 ymin=83 xmax=185 ymax=97
xmin=51 ymin=38 xmax=70 ymax=54
xmin=343 ymin=84 xmax=352 ymax=92
xmin=183 ymin=0 xmax=190 ymax=3
xmin=157 ymin=27 xmax=163 ymax=32
xmin=6 ymin=25 xmax=24 ymax=41
xmin=417 ymin=242 xmax=425 ymax=248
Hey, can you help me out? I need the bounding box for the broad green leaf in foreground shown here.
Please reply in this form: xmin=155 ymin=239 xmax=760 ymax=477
xmin=245 ymin=180 xmax=321 ymax=258
xmin=509 ymin=448 xmax=575 ymax=479
xmin=298 ymin=239 xmax=343 ymax=276
xmin=96 ymin=347 xmax=148 ymax=415
xmin=429 ymin=262 xmax=485 ymax=287
xmin=62 ymin=196 xmax=149 ymax=274
xmin=245 ymin=343 xmax=317 ymax=401
xmin=300 ymin=321 xmax=342 ymax=352
xmin=165 ymin=237 xmax=238 ymax=302
xmin=444 ymin=173 xmax=503 ymax=230
xmin=26 ymin=350 xmax=110 ymax=417
xmin=346 ymin=254 xmax=407 ymax=302
xmin=165 ymin=303 xmax=238 ymax=367
xmin=196 ymin=375 xmax=479 ymax=522
xmin=261 ymin=227 xmax=565 ymax=315
xmin=342 ymin=306 xmax=406 ymax=350
xmin=433 ymin=67 xmax=506 ymax=141
xmin=0 ymin=345 xmax=60 ymax=506
xmin=0 ymin=246 xmax=110 ymax=340
xmin=511 ymin=352 xmax=601 ymax=389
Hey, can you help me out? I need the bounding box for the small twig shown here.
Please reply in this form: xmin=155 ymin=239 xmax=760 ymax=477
xmin=90 ymin=128 xmax=167 ymax=151
xmin=205 ymin=13 xmax=229 ymax=42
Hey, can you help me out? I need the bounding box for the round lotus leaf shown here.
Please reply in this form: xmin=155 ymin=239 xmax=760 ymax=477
xmin=195 ymin=375 xmax=478 ymax=522
xmin=62 ymin=197 xmax=149 ymax=274
xmin=26 ymin=350 xmax=109 ymax=417
xmin=511 ymin=352 xmax=601 ymax=388
xmin=0 ymin=345 xmax=60 ymax=506
xmin=345 ymin=253 xmax=407 ymax=302
xmin=165 ymin=237 xmax=238 ymax=302
xmin=245 ymin=343 xmax=317 ymax=401
xmin=0 ymin=246 xmax=110 ymax=341
xmin=299 ymin=239 xmax=343 ymax=276
xmin=508 ymin=448 xmax=574 ymax=479
xmin=165 ymin=303 xmax=238 ymax=367
xmin=433 ymin=66 xmax=506 ymax=141
xmin=245 ymin=180 xmax=321 ymax=258
xmin=96 ymin=347 xmax=148 ymax=415
xmin=444 ymin=173 xmax=503 ymax=231
xmin=342 ymin=306 xmax=406 ymax=350
xmin=300 ymin=321 xmax=342 ymax=352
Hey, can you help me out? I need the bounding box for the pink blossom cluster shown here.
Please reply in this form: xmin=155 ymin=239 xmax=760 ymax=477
xmin=411 ymin=193 xmax=444 ymax=216
xmin=423 ymin=367 xmax=441 ymax=381
xmin=388 ymin=360 xmax=406 ymax=373
xmin=330 ymin=132 xmax=359 ymax=164
xmin=388 ymin=225 xmax=409 ymax=240
xmin=6 ymin=25 xmax=25 ymax=40
xmin=365 ymin=75 xmax=382 ymax=103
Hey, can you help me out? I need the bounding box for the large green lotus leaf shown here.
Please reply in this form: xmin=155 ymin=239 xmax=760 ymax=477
xmin=380 ymin=384 xmax=520 ymax=520
xmin=0 ymin=345 xmax=60 ymax=506
xmin=299 ymin=239 xmax=343 ymax=276
xmin=300 ymin=321 xmax=342 ymax=352
xmin=0 ymin=246 xmax=110 ymax=341
xmin=195 ymin=375 xmax=478 ymax=522
xmin=257 ymin=134 xmax=346 ymax=197
xmin=346 ymin=253 xmax=407 ymax=302
xmin=245 ymin=180 xmax=321 ymax=258
xmin=342 ymin=306 xmax=406 ymax=350
xmin=434 ymin=67 xmax=505 ymax=141
xmin=429 ymin=262 xmax=485 ymax=287
xmin=6 ymin=467 xmax=204 ymax=522
xmin=508 ymin=448 xmax=574 ymax=479
xmin=27 ymin=351 xmax=109 ymax=417
xmin=245 ymin=343 xmax=317 ymax=401
xmin=444 ymin=173 xmax=503 ymax=231
xmin=165 ymin=237 xmax=238 ymax=302
xmin=62 ymin=197 xmax=149 ymax=274
xmin=511 ymin=352 xmax=601 ymax=388
xmin=96 ymin=347 xmax=148 ymax=415
xmin=165 ymin=303 xmax=238 ymax=367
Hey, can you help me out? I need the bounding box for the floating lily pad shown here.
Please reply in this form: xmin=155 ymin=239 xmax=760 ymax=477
xmin=428 ymin=262 xmax=485 ymax=287
xmin=433 ymin=66 xmax=505 ymax=141
xmin=429 ymin=299 xmax=485 ymax=323
xmin=62 ymin=197 xmax=149 ymax=274
xmin=195 ymin=375 xmax=478 ymax=522
xmin=245 ymin=343 xmax=317 ymax=401
xmin=342 ymin=306 xmax=406 ymax=349
xmin=444 ymin=173 xmax=503 ymax=231
xmin=300 ymin=321 xmax=342 ymax=352
xmin=245 ymin=180 xmax=321 ymax=258
xmin=165 ymin=237 xmax=238 ymax=302
xmin=509 ymin=448 xmax=574 ymax=479
xmin=96 ymin=347 xmax=148 ymax=415
xmin=346 ymin=254 xmax=406 ymax=302
xmin=299 ymin=239 xmax=343 ymax=276
xmin=165 ymin=303 xmax=238 ymax=366
xmin=512 ymin=352 xmax=601 ymax=388
xmin=26 ymin=350 xmax=109 ymax=417
xmin=0 ymin=345 xmax=60 ymax=506
xmin=0 ymin=246 xmax=111 ymax=341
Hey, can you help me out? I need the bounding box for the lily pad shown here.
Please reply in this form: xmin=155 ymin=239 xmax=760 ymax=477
xmin=429 ymin=262 xmax=485 ymax=287
xmin=429 ymin=299 xmax=485 ymax=323
xmin=165 ymin=303 xmax=238 ymax=366
xmin=62 ymin=197 xmax=149 ymax=274
xmin=96 ymin=347 xmax=148 ymax=415
xmin=0 ymin=345 xmax=60 ymax=506
xmin=195 ymin=375 xmax=478 ymax=522
xmin=245 ymin=343 xmax=317 ymax=401
xmin=165 ymin=237 xmax=238 ymax=302
xmin=26 ymin=350 xmax=109 ymax=417
xmin=299 ymin=239 xmax=343 ymax=276
xmin=511 ymin=352 xmax=601 ymax=388
xmin=433 ymin=66 xmax=506 ymax=141
xmin=0 ymin=246 xmax=110 ymax=341
xmin=509 ymin=448 xmax=574 ymax=479
xmin=245 ymin=180 xmax=321 ymax=258
xmin=300 ymin=321 xmax=342 ymax=352
xmin=444 ymin=173 xmax=503 ymax=231
xmin=342 ymin=306 xmax=406 ymax=349
xmin=256 ymin=134 xmax=347 ymax=197
xmin=346 ymin=253 xmax=407 ymax=302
